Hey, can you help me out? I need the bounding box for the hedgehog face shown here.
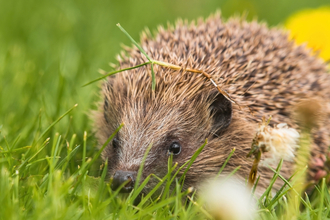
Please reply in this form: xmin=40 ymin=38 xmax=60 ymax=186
xmin=96 ymin=77 xmax=233 ymax=194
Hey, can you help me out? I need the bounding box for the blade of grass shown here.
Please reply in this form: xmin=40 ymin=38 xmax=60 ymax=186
xmin=116 ymin=23 xmax=151 ymax=61
xmin=128 ymin=174 xmax=152 ymax=204
xmin=134 ymin=142 xmax=153 ymax=192
xmin=82 ymin=61 xmax=151 ymax=87
xmin=173 ymin=179 xmax=182 ymax=216
xmin=0 ymin=146 xmax=31 ymax=154
xmin=57 ymin=145 xmax=80 ymax=171
xmin=140 ymin=190 xmax=191 ymax=215
xmin=252 ymin=176 xmax=260 ymax=194
xmin=187 ymin=195 xmax=213 ymax=219
xmin=317 ymin=178 xmax=325 ymax=220
xmin=8 ymin=134 xmax=21 ymax=152
xmin=82 ymin=131 xmax=87 ymax=168
xmin=224 ymin=166 xmax=241 ymax=180
xmin=95 ymin=159 xmax=108 ymax=205
xmin=260 ymin=159 xmax=283 ymax=203
xmin=160 ymin=154 xmax=174 ymax=201
xmin=47 ymin=133 xmax=62 ymax=191
xmin=61 ymin=134 xmax=77 ymax=173
xmin=267 ymin=171 xmax=297 ymax=209
xmin=17 ymin=137 xmax=50 ymax=171
xmin=178 ymin=139 xmax=207 ymax=185
xmin=94 ymin=180 xmax=132 ymax=213
xmin=216 ymin=147 xmax=235 ymax=176
xmin=267 ymin=165 xmax=313 ymax=213
xmin=151 ymin=62 xmax=155 ymax=90
xmin=71 ymin=123 xmax=123 ymax=194
xmin=35 ymin=104 xmax=78 ymax=145
xmin=116 ymin=23 xmax=156 ymax=90
xmin=137 ymin=167 xmax=178 ymax=207
xmin=26 ymin=157 xmax=61 ymax=167
xmin=51 ymin=134 xmax=61 ymax=167
xmin=166 ymin=140 xmax=207 ymax=198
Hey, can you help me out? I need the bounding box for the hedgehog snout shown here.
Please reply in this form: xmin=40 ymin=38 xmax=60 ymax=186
xmin=111 ymin=170 xmax=137 ymax=193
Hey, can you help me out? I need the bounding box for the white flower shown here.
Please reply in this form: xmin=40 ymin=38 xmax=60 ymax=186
xmin=201 ymin=177 xmax=256 ymax=220
xmin=257 ymin=121 xmax=300 ymax=165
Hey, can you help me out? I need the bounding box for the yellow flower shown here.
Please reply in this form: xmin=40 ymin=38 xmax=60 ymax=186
xmin=285 ymin=7 xmax=330 ymax=61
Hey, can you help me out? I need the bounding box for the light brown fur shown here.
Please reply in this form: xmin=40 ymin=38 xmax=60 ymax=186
xmin=95 ymin=13 xmax=330 ymax=194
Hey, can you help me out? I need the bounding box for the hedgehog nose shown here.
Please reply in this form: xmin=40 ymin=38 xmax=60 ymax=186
xmin=111 ymin=170 xmax=136 ymax=193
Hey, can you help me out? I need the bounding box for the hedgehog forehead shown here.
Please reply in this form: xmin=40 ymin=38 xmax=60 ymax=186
xmin=119 ymin=100 xmax=188 ymax=142
xmin=115 ymin=92 xmax=208 ymax=136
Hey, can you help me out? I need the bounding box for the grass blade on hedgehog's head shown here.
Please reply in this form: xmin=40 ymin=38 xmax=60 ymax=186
xmin=116 ymin=23 xmax=156 ymax=90
xmin=116 ymin=23 xmax=152 ymax=61
xmin=151 ymin=62 xmax=156 ymax=90
xmin=82 ymin=61 xmax=151 ymax=87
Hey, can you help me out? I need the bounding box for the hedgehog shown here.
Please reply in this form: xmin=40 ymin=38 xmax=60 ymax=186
xmin=94 ymin=13 xmax=330 ymax=196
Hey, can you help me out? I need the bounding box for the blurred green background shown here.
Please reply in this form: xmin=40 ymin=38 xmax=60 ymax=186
xmin=0 ymin=0 xmax=329 ymax=174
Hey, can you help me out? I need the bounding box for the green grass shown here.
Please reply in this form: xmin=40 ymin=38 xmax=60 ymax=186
xmin=1 ymin=0 xmax=330 ymax=219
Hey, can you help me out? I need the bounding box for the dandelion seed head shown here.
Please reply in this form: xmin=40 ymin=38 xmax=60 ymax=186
xmin=256 ymin=119 xmax=300 ymax=166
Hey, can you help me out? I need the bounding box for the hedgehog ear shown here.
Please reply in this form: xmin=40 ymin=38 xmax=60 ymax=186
xmin=209 ymin=92 xmax=232 ymax=133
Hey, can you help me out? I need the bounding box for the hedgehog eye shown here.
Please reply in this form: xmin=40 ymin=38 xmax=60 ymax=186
xmin=168 ymin=142 xmax=181 ymax=155
xmin=112 ymin=137 xmax=120 ymax=149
